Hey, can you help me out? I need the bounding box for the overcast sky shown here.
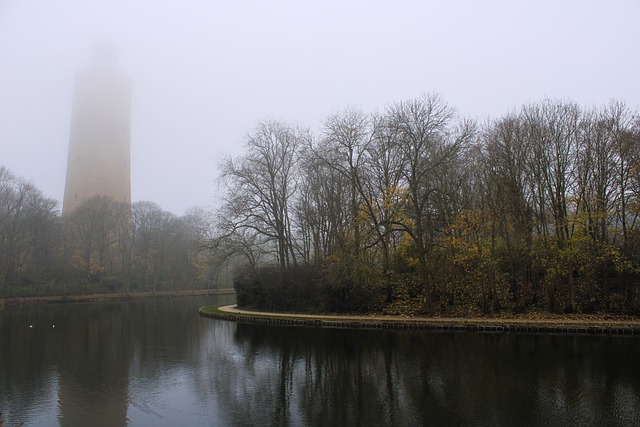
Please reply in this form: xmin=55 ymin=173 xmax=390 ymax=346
xmin=1 ymin=1 xmax=638 ymax=215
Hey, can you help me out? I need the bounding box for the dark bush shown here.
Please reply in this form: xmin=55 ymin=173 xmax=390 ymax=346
xmin=234 ymin=264 xmax=324 ymax=312
xmin=233 ymin=258 xmax=384 ymax=314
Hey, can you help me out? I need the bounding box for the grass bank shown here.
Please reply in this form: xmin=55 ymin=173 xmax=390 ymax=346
xmin=1 ymin=288 xmax=235 ymax=306
xmin=200 ymin=304 xmax=640 ymax=336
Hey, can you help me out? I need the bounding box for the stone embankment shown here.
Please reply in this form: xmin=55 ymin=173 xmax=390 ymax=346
xmin=200 ymin=305 xmax=640 ymax=337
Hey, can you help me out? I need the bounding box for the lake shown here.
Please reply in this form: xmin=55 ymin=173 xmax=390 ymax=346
xmin=1 ymin=295 xmax=639 ymax=426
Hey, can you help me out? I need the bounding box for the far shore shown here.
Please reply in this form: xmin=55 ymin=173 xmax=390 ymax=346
xmin=200 ymin=304 xmax=640 ymax=336
xmin=0 ymin=288 xmax=235 ymax=306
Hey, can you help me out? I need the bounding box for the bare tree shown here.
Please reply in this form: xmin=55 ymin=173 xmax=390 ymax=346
xmin=385 ymin=94 xmax=474 ymax=305
xmin=482 ymin=114 xmax=535 ymax=305
xmin=219 ymin=120 xmax=307 ymax=271
xmin=131 ymin=201 xmax=168 ymax=291
xmin=66 ymin=196 xmax=129 ymax=288
xmin=523 ymin=100 xmax=582 ymax=310
xmin=361 ymin=113 xmax=406 ymax=275
xmin=0 ymin=167 xmax=59 ymax=293
xmin=319 ymin=108 xmax=373 ymax=255
xmin=181 ymin=206 xmax=215 ymax=288
xmin=296 ymin=144 xmax=352 ymax=262
xmin=605 ymin=101 xmax=639 ymax=247
xmin=575 ymin=108 xmax=617 ymax=244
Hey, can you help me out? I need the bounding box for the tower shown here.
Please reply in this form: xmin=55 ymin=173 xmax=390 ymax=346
xmin=62 ymin=42 xmax=131 ymax=215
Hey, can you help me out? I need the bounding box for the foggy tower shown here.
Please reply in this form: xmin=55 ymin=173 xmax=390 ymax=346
xmin=62 ymin=42 xmax=132 ymax=215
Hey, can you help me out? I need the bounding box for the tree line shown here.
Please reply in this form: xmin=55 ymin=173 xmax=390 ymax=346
xmin=217 ymin=95 xmax=640 ymax=315
xmin=3 ymin=94 xmax=639 ymax=314
xmin=0 ymin=166 xmax=221 ymax=297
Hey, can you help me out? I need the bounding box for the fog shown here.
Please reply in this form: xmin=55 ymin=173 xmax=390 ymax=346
xmin=1 ymin=0 xmax=638 ymax=215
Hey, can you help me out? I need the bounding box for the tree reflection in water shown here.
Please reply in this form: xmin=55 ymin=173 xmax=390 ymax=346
xmin=200 ymin=323 xmax=640 ymax=427
xmin=1 ymin=298 xmax=639 ymax=426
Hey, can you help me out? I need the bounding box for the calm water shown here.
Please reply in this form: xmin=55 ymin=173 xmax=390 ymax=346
xmin=1 ymin=295 xmax=640 ymax=426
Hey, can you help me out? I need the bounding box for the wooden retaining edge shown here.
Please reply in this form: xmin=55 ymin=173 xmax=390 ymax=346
xmin=198 ymin=311 xmax=640 ymax=337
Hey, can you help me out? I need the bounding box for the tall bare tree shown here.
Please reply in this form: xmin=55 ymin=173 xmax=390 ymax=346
xmin=296 ymin=146 xmax=351 ymax=262
xmin=219 ymin=120 xmax=307 ymax=271
xmin=385 ymin=94 xmax=474 ymax=305
xmin=319 ymin=108 xmax=372 ymax=255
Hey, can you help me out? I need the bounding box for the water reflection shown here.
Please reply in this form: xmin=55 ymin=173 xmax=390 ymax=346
xmin=1 ymin=296 xmax=639 ymax=426
xmin=0 ymin=295 xmax=236 ymax=426
xmin=210 ymin=325 xmax=640 ymax=426
xmin=56 ymin=303 xmax=130 ymax=426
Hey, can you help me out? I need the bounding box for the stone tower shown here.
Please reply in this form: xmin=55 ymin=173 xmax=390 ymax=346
xmin=62 ymin=42 xmax=131 ymax=215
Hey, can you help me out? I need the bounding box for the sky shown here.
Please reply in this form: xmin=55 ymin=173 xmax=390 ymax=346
xmin=1 ymin=1 xmax=639 ymax=216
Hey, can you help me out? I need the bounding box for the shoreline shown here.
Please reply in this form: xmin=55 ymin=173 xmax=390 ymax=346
xmin=200 ymin=304 xmax=640 ymax=336
xmin=0 ymin=288 xmax=235 ymax=306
